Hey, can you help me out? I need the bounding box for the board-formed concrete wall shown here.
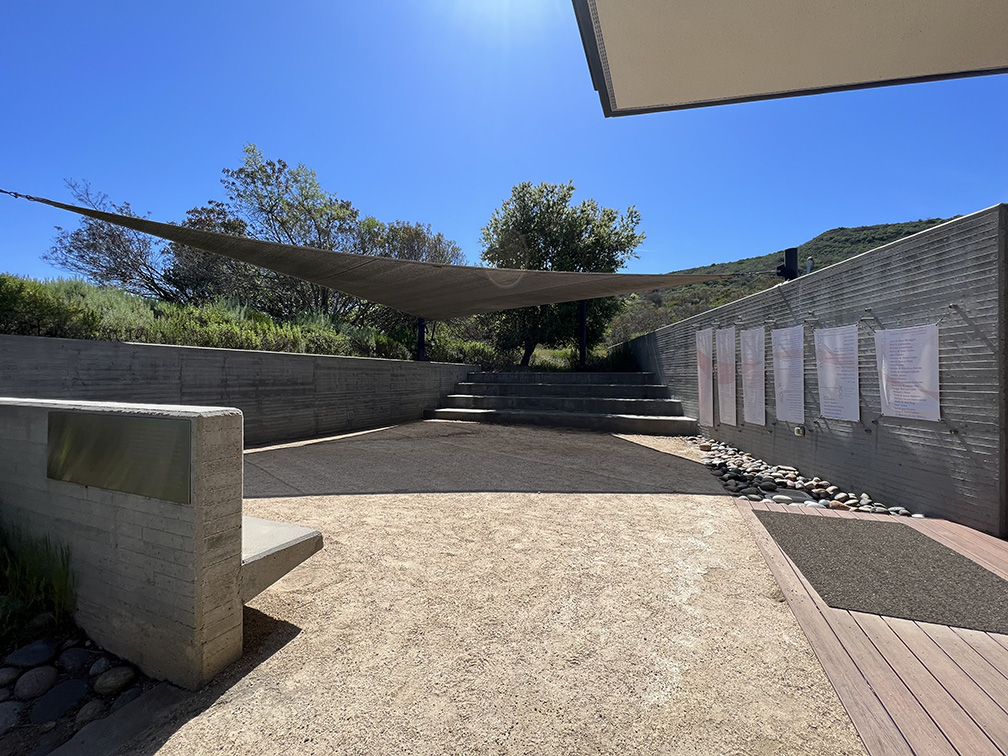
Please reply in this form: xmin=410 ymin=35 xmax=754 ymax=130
xmin=627 ymin=205 xmax=1007 ymax=536
xmin=0 ymin=338 xmax=472 ymax=445
xmin=0 ymin=398 xmax=244 ymax=689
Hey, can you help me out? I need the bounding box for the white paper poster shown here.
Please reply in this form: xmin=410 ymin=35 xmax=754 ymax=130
xmin=875 ymin=324 xmax=940 ymax=421
xmin=740 ymin=328 xmax=766 ymax=426
xmin=696 ymin=329 xmax=713 ymax=427
xmin=814 ymin=325 xmax=860 ymax=421
xmin=715 ymin=327 xmax=737 ymax=426
xmin=771 ymin=325 xmax=805 ymax=424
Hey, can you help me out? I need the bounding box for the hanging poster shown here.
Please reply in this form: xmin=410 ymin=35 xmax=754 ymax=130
xmin=814 ymin=325 xmax=860 ymax=421
xmin=696 ymin=329 xmax=713 ymax=427
xmin=715 ymin=327 xmax=737 ymax=426
xmin=740 ymin=328 xmax=766 ymax=426
xmin=874 ymin=324 xmax=940 ymax=421
xmin=771 ymin=325 xmax=805 ymax=424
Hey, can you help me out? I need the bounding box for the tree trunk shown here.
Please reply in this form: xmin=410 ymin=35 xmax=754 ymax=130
xmin=520 ymin=341 xmax=536 ymax=367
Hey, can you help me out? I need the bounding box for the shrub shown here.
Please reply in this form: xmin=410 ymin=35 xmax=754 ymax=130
xmin=0 ymin=524 xmax=75 ymax=654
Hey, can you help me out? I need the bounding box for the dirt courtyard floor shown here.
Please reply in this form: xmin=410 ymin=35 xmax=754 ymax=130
xmin=128 ymin=421 xmax=866 ymax=756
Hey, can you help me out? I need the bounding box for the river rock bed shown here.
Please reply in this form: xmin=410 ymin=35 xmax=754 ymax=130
xmin=0 ymin=620 xmax=156 ymax=756
xmin=689 ymin=436 xmax=924 ymax=518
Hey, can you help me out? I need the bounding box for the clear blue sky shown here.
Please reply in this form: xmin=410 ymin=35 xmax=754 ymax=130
xmin=2 ymin=0 xmax=1006 ymax=279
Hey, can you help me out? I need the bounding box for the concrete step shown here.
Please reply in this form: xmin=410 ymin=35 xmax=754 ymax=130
xmin=455 ymin=381 xmax=671 ymax=399
xmin=443 ymin=394 xmax=684 ymax=416
xmin=466 ymin=371 xmax=658 ymax=385
xmin=423 ymin=407 xmax=698 ymax=435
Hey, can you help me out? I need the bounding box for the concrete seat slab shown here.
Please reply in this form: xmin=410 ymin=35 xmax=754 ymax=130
xmin=240 ymin=516 xmax=323 ymax=603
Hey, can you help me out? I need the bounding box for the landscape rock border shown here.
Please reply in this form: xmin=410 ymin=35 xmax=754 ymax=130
xmin=0 ymin=624 xmax=156 ymax=756
xmin=689 ymin=435 xmax=924 ymax=518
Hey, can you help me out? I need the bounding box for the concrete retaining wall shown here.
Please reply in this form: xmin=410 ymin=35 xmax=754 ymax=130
xmin=0 ymin=337 xmax=472 ymax=445
xmin=626 ymin=205 xmax=1007 ymax=536
xmin=0 ymin=398 xmax=244 ymax=689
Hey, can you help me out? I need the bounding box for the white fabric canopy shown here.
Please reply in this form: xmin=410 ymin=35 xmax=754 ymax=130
xmin=8 ymin=191 xmax=732 ymax=320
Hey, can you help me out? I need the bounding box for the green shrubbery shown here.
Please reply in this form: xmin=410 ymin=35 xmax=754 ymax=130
xmin=0 ymin=274 xmax=418 ymax=359
xmin=0 ymin=525 xmax=75 ymax=654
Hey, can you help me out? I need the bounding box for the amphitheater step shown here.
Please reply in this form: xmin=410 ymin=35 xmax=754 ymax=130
xmin=423 ymin=407 xmax=698 ymax=435
xmin=441 ymin=394 xmax=684 ymax=416
xmin=425 ymin=370 xmax=693 ymax=436
xmin=453 ymin=382 xmax=671 ymax=399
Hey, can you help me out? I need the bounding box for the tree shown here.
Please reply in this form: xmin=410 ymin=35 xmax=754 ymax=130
xmin=162 ymin=200 xmax=263 ymax=305
xmin=355 ymin=219 xmax=467 ymax=330
xmin=44 ymin=180 xmax=181 ymax=301
xmin=479 ymin=181 xmax=644 ymax=365
xmin=219 ymin=144 xmax=362 ymax=320
xmin=43 ymin=145 xmax=468 ymax=332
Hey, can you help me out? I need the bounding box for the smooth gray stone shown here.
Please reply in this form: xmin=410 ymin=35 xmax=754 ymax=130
xmin=0 ymin=688 xmax=9 ymax=703
xmin=88 ymin=657 xmax=111 ymax=677
xmin=94 ymin=667 xmax=137 ymax=696
xmin=834 ymin=493 xmax=849 ymax=502
xmin=747 ymin=494 xmax=763 ymax=501
xmin=0 ymin=700 xmax=24 ymax=735
xmin=75 ymin=698 xmax=106 ymax=727
xmin=888 ymin=507 xmax=903 ymax=514
xmin=14 ymin=666 xmax=58 ymax=700
xmin=806 ymin=502 xmax=827 ymax=509
xmin=911 ymin=513 xmax=926 ymax=518
xmin=30 ymin=679 xmax=90 ymax=724
xmin=6 ymin=639 xmax=58 ymax=668
xmin=58 ymin=648 xmax=97 ymax=675
xmin=818 ymin=499 xmax=831 ymax=506
xmin=739 ymin=487 xmax=760 ymax=495
xmin=858 ymin=505 xmax=874 ymax=512
xmin=872 ymin=506 xmax=889 ymax=514
xmin=772 ymin=494 xmax=793 ymax=504
xmin=758 ymin=481 xmax=777 ymax=492
xmin=898 ymin=509 xmax=912 ymax=516
xmin=0 ymin=667 xmax=19 ymax=687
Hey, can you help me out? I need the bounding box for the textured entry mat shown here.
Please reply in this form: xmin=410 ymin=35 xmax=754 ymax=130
xmin=754 ymin=510 xmax=1008 ymax=635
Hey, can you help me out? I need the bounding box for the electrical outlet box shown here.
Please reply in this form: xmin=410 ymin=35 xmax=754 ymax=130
xmin=794 ymin=426 xmax=806 ymax=437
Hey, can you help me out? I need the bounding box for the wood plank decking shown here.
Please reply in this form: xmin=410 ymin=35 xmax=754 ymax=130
xmin=738 ymin=499 xmax=1008 ymax=755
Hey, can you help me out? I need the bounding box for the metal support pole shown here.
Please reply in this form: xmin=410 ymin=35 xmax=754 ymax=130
xmin=417 ymin=317 xmax=426 ymax=361
xmin=578 ymin=299 xmax=587 ymax=370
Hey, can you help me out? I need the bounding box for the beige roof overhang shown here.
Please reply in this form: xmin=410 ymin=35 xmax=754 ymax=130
xmin=573 ymin=0 xmax=1008 ymax=116
xmin=9 ymin=191 xmax=731 ymax=321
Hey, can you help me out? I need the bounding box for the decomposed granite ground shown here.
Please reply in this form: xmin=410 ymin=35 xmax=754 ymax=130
xmin=121 ymin=423 xmax=866 ymax=756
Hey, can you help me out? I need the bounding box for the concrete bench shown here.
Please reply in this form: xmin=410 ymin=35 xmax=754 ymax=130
xmin=0 ymin=397 xmax=323 ymax=689
xmin=241 ymin=516 xmax=323 ymax=603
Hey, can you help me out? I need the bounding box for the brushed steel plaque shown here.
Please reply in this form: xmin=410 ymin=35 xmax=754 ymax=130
xmin=47 ymin=411 xmax=191 ymax=505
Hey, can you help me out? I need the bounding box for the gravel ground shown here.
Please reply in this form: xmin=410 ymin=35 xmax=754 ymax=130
xmin=124 ymin=422 xmax=866 ymax=756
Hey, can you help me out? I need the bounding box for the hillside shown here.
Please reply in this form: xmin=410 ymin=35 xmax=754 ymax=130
xmin=605 ymin=217 xmax=952 ymax=345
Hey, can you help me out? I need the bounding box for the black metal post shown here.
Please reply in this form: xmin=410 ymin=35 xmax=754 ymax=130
xmin=417 ymin=317 xmax=426 ymax=361
xmin=578 ymin=299 xmax=587 ymax=370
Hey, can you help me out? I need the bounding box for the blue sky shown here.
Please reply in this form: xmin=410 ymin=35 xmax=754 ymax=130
xmin=2 ymin=0 xmax=1006 ymax=279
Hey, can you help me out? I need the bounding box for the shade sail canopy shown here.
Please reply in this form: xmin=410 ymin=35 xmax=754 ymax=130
xmin=573 ymin=0 xmax=1008 ymax=116
xmin=9 ymin=191 xmax=731 ymax=321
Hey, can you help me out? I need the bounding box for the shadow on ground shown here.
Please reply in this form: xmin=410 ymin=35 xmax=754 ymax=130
xmin=123 ymin=607 xmax=300 ymax=756
xmin=244 ymin=421 xmax=714 ymax=497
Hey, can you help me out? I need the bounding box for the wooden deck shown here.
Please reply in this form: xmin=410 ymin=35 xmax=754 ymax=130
xmin=737 ymin=499 xmax=1008 ymax=755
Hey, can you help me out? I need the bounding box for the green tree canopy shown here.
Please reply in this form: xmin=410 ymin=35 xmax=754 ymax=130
xmin=480 ymin=181 xmax=644 ymax=365
xmin=46 ymin=144 xmax=467 ymax=333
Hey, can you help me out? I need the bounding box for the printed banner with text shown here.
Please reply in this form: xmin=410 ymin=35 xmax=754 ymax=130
xmin=740 ymin=328 xmax=766 ymax=426
xmin=814 ymin=325 xmax=860 ymax=421
xmin=696 ymin=329 xmax=714 ymax=427
xmin=875 ymin=324 xmax=940 ymax=421
xmin=771 ymin=325 xmax=805 ymax=424
xmin=716 ymin=327 xmax=737 ymax=426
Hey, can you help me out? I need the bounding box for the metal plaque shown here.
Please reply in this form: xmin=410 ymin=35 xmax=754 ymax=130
xmin=47 ymin=411 xmax=191 ymax=505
